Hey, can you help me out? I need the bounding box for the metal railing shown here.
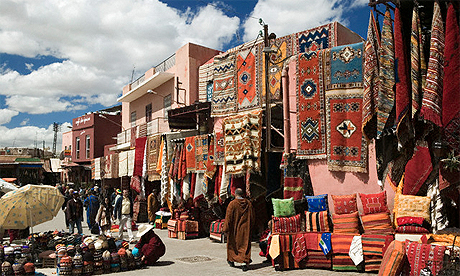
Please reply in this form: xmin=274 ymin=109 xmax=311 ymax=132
xmin=129 ymin=53 xmax=176 ymax=89
xmin=116 ymin=117 xmax=168 ymax=145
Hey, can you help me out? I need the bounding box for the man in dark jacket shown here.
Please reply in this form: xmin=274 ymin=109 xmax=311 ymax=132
xmin=66 ymin=191 xmax=83 ymax=234
xmin=84 ymin=189 xmax=100 ymax=230
xmin=113 ymin=189 xmax=134 ymax=242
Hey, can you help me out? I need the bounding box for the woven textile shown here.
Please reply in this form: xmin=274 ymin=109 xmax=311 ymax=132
xmin=325 ymin=88 xmax=367 ymax=173
xmin=403 ymin=144 xmax=432 ymax=195
xmin=272 ymin=214 xmax=302 ymax=234
xmin=257 ymin=35 xmax=292 ymax=101
xmin=305 ymin=211 xmax=330 ymax=232
xmin=281 ymin=152 xmax=313 ymax=197
xmin=427 ymin=179 xmax=449 ymax=232
xmin=213 ymin=132 xmax=225 ymax=165
xmin=394 ymin=7 xmax=412 ymax=148
xmin=111 ymin=153 xmax=119 ymax=178
xmin=378 ymin=240 xmax=405 ymax=276
xmin=395 ymin=225 xmax=429 ymax=234
xmin=377 ymin=9 xmax=395 ymax=137
xmin=306 ymin=194 xmax=328 ymax=212
xmin=283 ymin=177 xmax=303 ymax=201
xmin=133 ymin=137 xmax=146 ymax=177
xmin=295 ymin=23 xmax=334 ymax=54
xmin=195 ymin=135 xmax=208 ymax=172
xmin=296 ymin=52 xmax=327 ymax=158
xmin=394 ymin=194 xmax=431 ymax=226
xmin=212 ymin=53 xmax=237 ymax=117
xmin=332 ymin=212 xmax=360 ymax=234
xmin=185 ymin=136 xmax=196 ymax=173
xmin=410 ymin=6 xmax=427 ymax=119
xmin=93 ymin=157 xmax=101 ymax=180
xmin=160 ymin=138 xmax=168 ymax=205
xmin=305 ymin=250 xmax=332 ymax=269
xmin=205 ymin=135 xmax=216 ymax=179
xmin=331 ymin=234 xmax=358 ymax=270
xmin=324 ymin=42 xmax=363 ymax=90
xmin=104 ymin=154 xmax=112 ymax=179
xmin=223 ymin=110 xmax=262 ymax=175
xmin=209 ymin=220 xmax=224 ymax=233
xmin=292 ymin=233 xmax=308 ymax=263
xmin=361 ymin=212 xmax=393 ymax=234
xmin=405 ymin=241 xmax=446 ymax=276
xmin=146 ymin=135 xmax=161 ymax=181
xmin=362 ymin=11 xmax=381 ymax=140
xmin=332 ymin=254 xmax=358 ymax=271
xmin=443 ymin=3 xmax=460 ymax=153
xmin=420 ymin=1 xmax=445 ymax=126
xmin=331 ymin=194 xmax=358 ymax=214
xmin=198 ymin=58 xmax=214 ymax=102
xmin=127 ymin=149 xmax=135 ymax=177
xmin=359 ymin=191 xmax=389 ymax=215
xmin=361 ymin=234 xmax=394 ymax=272
xmin=237 ymin=47 xmax=259 ymax=110
xmin=118 ymin=151 xmax=128 ymax=177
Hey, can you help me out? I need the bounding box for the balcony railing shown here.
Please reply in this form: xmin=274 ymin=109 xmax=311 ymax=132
xmin=129 ymin=53 xmax=176 ymax=90
xmin=116 ymin=117 xmax=169 ymax=145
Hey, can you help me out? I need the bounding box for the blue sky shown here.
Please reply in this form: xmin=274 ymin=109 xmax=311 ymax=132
xmin=0 ymin=0 xmax=370 ymax=150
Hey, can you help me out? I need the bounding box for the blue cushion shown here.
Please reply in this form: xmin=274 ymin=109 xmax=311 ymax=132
xmin=306 ymin=194 xmax=328 ymax=212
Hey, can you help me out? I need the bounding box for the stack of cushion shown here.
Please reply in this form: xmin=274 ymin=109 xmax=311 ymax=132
xmin=331 ymin=193 xmax=360 ymax=234
xmin=305 ymin=194 xmax=330 ymax=233
xmin=271 ymin=198 xmax=301 ymax=234
xmin=359 ymin=191 xmax=393 ymax=235
xmin=393 ymin=194 xmax=431 ymax=234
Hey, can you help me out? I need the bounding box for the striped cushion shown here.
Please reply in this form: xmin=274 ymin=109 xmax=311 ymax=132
xmin=272 ymin=214 xmax=302 ymax=234
xmin=209 ymin=220 xmax=224 ymax=233
xmin=305 ymin=211 xmax=330 ymax=232
xmin=361 ymin=212 xmax=394 ymax=234
xmin=378 ymin=240 xmax=405 ymax=276
xmin=332 ymin=212 xmax=360 ymax=234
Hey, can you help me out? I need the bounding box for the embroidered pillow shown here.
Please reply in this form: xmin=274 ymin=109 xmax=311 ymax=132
xmin=305 ymin=211 xmax=330 ymax=232
xmin=332 ymin=194 xmax=358 ymax=214
xmin=332 ymin=211 xmax=360 ymax=234
xmin=395 ymin=226 xmax=430 ymax=234
xmin=405 ymin=241 xmax=446 ymax=276
xmin=272 ymin=197 xmax=296 ymax=217
xmin=361 ymin=212 xmax=393 ymax=234
xmin=379 ymin=240 xmax=405 ymax=276
xmin=396 ymin=216 xmax=424 ymax=227
xmin=393 ymin=194 xmax=431 ymax=227
xmin=272 ymin=214 xmax=302 ymax=233
xmin=359 ymin=191 xmax=389 ymax=215
xmin=306 ymin=194 xmax=328 ymax=212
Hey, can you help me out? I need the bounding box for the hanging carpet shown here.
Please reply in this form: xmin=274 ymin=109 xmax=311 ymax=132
xmin=195 ymin=134 xmax=209 ymax=173
xmin=237 ymin=46 xmax=260 ymax=111
xmin=211 ymin=53 xmax=237 ymax=117
xmin=185 ymin=136 xmax=196 ymax=173
xmin=213 ymin=131 xmax=225 ymax=165
xmin=410 ymin=6 xmax=427 ymax=119
xmin=146 ymin=134 xmax=161 ymax=181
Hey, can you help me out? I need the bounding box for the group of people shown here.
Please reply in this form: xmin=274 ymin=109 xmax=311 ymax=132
xmin=60 ymin=184 xmax=256 ymax=270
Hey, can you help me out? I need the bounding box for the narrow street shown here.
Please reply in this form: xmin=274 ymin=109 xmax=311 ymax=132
xmin=34 ymin=210 xmax=373 ymax=276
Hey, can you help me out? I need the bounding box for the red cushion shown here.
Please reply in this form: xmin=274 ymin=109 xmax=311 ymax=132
xmin=332 ymin=194 xmax=358 ymax=214
xmin=272 ymin=214 xmax=302 ymax=233
xmin=396 ymin=216 xmax=424 ymax=227
xmin=396 ymin=225 xmax=430 ymax=234
xmin=361 ymin=212 xmax=394 ymax=234
xmin=359 ymin=191 xmax=389 ymax=215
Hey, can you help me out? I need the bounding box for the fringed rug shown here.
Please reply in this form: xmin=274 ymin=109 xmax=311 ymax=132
xmin=325 ymin=88 xmax=367 ymax=173
xmin=198 ymin=58 xmax=214 ymax=102
xmin=410 ymin=6 xmax=426 ymax=118
xmin=213 ymin=132 xmax=225 ymax=165
xmin=185 ymin=136 xmax=196 ymax=173
xmin=111 ymin=153 xmax=119 ymax=179
xmin=205 ymin=135 xmax=216 ymax=179
xmin=362 ymin=10 xmax=380 ymax=141
xmin=211 ymin=53 xmax=237 ymax=117
xmin=118 ymin=150 xmax=128 ymax=177
xmin=237 ymin=46 xmax=259 ymax=111
xmin=146 ymin=134 xmax=161 ymax=181
xmin=323 ymin=42 xmax=363 ymax=90
xmin=104 ymin=154 xmax=112 ymax=179
xmin=420 ymin=1 xmax=444 ymax=127
xmin=256 ymin=35 xmax=292 ymax=102
xmin=296 ymin=51 xmax=327 ymax=159
xmin=127 ymin=149 xmax=135 ymax=177
xmin=134 ymin=137 xmax=147 ymax=177
xmin=195 ymin=134 xmax=208 ymax=173
xmin=223 ymin=110 xmax=262 ymax=175
xmin=295 ymin=23 xmax=334 ymax=54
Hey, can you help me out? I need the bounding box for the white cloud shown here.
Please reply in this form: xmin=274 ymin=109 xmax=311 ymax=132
xmin=243 ymin=0 xmax=363 ymax=41
xmin=0 ymin=109 xmax=19 ymax=125
xmin=20 ymin=118 xmax=29 ymax=126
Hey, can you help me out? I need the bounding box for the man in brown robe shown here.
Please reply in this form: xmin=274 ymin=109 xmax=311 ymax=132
xmin=147 ymin=189 xmax=160 ymax=224
xmin=223 ymin=188 xmax=255 ymax=271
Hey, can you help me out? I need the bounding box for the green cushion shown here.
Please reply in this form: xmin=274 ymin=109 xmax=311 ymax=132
xmin=272 ymin=197 xmax=295 ymax=217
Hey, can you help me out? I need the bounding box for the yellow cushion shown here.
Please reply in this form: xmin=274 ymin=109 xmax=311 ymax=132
xmin=393 ymin=194 xmax=430 ymax=227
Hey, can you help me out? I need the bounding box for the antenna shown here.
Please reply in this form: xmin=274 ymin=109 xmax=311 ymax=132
xmin=130 ymin=65 xmax=136 ymax=83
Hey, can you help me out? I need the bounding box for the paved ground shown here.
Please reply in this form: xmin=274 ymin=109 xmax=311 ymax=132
xmin=33 ymin=210 xmax=373 ymax=276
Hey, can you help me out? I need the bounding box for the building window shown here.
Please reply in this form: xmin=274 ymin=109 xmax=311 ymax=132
xmin=130 ymin=111 xmax=137 ymax=127
xmin=164 ymin=94 xmax=172 ymax=120
xmin=86 ymin=135 xmax=90 ymax=159
xmin=76 ymin=137 xmax=80 ymax=159
xmin=145 ymin=103 xmax=152 ymax=122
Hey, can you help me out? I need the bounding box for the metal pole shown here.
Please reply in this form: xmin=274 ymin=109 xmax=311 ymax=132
xmin=282 ymin=64 xmax=291 ymax=154
xmin=264 ymin=24 xmax=271 ymax=152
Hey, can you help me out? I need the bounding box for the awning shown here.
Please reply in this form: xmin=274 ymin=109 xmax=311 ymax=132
xmin=167 ymin=101 xmax=211 ymax=129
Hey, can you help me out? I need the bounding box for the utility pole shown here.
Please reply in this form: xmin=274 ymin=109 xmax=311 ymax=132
xmin=53 ymin=122 xmax=59 ymax=157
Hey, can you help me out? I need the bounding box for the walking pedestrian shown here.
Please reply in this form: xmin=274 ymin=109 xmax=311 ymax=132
xmin=96 ymin=197 xmax=113 ymax=236
xmin=147 ymin=189 xmax=160 ymax=225
xmin=223 ymin=188 xmax=255 ymax=272
xmin=66 ymin=191 xmax=83 ymax=234
xmin=84 ymin=189 xmax=100 ymax=230
xmin=113 ymin=189 xmax=134 ymax=242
